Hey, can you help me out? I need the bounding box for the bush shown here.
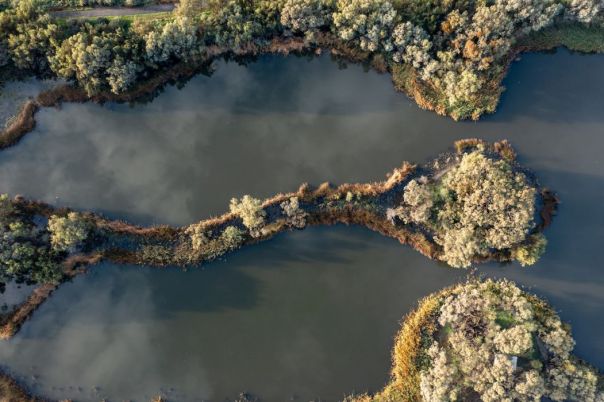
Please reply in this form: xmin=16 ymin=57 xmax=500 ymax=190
xmin=48 ymin=212 xmax=90 ymax=252
xmin=512 ymin=233 xmax=547 ymax=266
xmin=229 ymin=195 xmax=266 ymax=234
xmin=0 ymin=194 xmax=13 ymax=217
xmin=280 ymin=196 xmax=307 ymax=228
xmin=185 ymin=223 xmax=209 ymax=252
xmin=220 ymin=225 xmax=244 ymax=249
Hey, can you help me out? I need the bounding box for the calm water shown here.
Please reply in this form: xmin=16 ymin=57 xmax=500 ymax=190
xmin=0 ymin=49 xmax=603 ymax=401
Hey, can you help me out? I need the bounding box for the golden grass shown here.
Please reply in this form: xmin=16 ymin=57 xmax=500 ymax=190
xmin=0 ymin=100 xmax=39 ymax=150
xmin=0 ymin=283 xmax=57 ymax=340
xmin=346 ymin=288 xmax=456 ymax=402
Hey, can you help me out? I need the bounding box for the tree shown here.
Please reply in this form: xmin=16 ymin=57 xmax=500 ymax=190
xmin=398 ymin=148 xmax=538 ymax=268
xmin=229 ymin=195 xmax=266 ymax=234
xmin=48 ymin=212 xmax=90 ymax=252
xmin=143 ymin=16 xmax=201 ymax=66
xmin=280 ymin=0 xmax=334 ymax=40
xmin=50 ymin=21 xmax=144 ymax=95
xmin=419 ymin=280 xmax=603 ymax=402
xmin=200 ymin=0 xmax=279 ymax=49
xmin=0 ymin=0 xmax=57 ymax=71
xmin=0 ymin=194 xmax=62 ymax=284
xmin=333 ymin=0 xmax=399 ymax=52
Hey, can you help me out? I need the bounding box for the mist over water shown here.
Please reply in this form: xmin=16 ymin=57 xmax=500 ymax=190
xmin=0 ymin=49 xmax=602 ymax=401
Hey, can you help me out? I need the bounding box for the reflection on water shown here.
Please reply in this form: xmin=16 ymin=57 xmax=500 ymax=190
xmin=0 ymin=49 xmax=602 ymax=400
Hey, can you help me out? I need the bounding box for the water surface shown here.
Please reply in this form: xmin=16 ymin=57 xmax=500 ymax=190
xmin=0 ymin=49 xmax=603 ymax=401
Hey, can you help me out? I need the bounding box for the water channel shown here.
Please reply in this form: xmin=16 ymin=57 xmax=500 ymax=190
xmin=0 ymin=49 xmax=602 ymax=401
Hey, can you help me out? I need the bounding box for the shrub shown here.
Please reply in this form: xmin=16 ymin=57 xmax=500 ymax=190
xmin=512 ymin=233 xmax=547 ymax=266
xmin=401 ymin=177 xmax=433 ymax=224
xmin=140 ymin=244 xmax=173 ymax=264
xmin=185 ymin=223 xmax=209 ymax=252
xmin=229 ymin=195 xmax=266 ymax=234
xmin=0 ymin=194 xmax=13 ymax=217
xmin=280 ymin=196 xmax=307 ymax=228
xmin=220 ymin=225 xmax=244 ymax=250
xmin=48 ymin=212 xmax=90 ymax=252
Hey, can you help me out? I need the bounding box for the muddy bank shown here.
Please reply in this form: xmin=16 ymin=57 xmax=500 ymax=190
xmin=0 ymin=370 xmax=42 ymax=402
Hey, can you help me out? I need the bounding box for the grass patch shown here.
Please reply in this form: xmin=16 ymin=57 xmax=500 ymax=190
xmin=518 ymin=22 xmax=604 ymax=53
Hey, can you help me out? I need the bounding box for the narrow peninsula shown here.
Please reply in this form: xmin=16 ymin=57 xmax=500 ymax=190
xmin=0 ymin=139 xmax=556 ymax=339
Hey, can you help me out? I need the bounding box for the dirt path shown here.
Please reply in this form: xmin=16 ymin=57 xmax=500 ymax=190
xmin=51 ymin=4 xmax=175 ymax=19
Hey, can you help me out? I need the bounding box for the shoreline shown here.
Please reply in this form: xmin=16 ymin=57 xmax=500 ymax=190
xmin=0 ymin=24 xmax=601 ymax=152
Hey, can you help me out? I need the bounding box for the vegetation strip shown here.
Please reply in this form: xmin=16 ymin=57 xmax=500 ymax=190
xmin=0 ymin=139 xmax=557 ymax=340
xmin=0 ymin=0 xmax=603 ymax=144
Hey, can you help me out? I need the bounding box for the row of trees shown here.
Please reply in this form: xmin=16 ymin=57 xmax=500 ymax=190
xmin=0 ymin=0 xmax=602 ymax=109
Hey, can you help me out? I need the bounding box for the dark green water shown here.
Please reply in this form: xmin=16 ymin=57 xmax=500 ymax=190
xmin=0 ymin=49 xmax=602 ymax=401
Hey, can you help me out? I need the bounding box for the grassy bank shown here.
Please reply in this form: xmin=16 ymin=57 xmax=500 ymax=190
xmin=518 ymin=22 xmax=604 ymax=53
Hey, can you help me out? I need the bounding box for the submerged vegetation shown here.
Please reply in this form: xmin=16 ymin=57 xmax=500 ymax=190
xmin=0 ymin=0 xmax=602 ymax=133
xmin=0 ymin=139 xmax=557 ymax=339
xmin=352 ymin=279 xmax=603 ymax=402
